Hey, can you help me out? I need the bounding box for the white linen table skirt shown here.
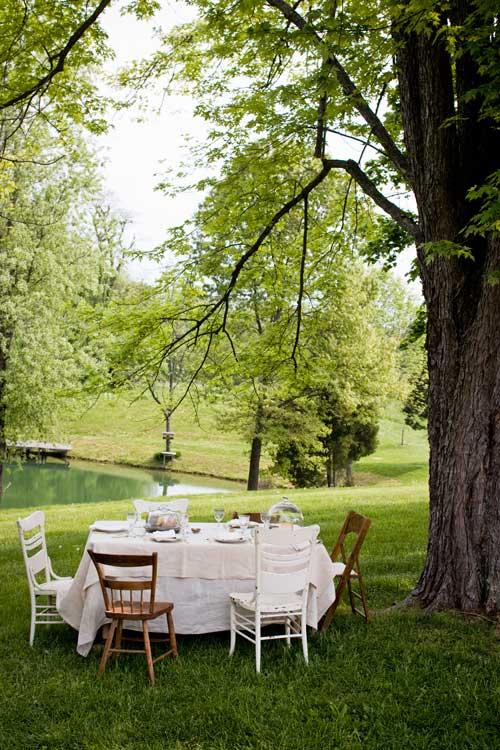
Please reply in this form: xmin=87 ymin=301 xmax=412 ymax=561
xmin=58 ymin=523 xmax=335 ymax=656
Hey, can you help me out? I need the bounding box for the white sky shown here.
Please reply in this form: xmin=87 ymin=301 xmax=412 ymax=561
xmin=98 ymin=2 xmax=203 ymax=282
xmin=97 ymin=3 xmax=419 ymax=294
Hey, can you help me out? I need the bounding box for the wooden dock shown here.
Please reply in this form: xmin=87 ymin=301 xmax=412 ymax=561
xmin=9 ymin=441 xmax=72 ymax=464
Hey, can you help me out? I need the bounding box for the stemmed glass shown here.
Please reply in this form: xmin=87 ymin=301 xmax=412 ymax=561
xmin=260 ymin=511 xmax=271 ymax=530
xmin=126 ymin=512 xmax=136 ymax=537
xmin=213 ymin=508 xmax=225 ymax=534
xmin=239 ymin=514 xmax=250 ymax=540
xmin=179 ymin=512 xmax=189 ymax=541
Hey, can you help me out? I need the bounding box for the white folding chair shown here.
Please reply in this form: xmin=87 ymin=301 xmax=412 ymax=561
xmin=133 ymin=498 xmax=189 ymax=517
xmin=17 ymin=510 xmax=73 ymax=645
xmin=229 ymin=524 xmax=319 ymax=673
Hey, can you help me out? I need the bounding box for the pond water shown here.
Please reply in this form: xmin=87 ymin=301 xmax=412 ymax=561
xmin=0 ymin=459 xmax=244 ymax=509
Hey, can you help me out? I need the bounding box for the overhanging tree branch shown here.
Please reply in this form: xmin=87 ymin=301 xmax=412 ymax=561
xmin=266 ymin=0 xmax=410 ymax=179
xmin=291 ymin=193 xmax=308 ymax=368
xmin=0 ymin=0 xmax=112 ymax=111
xmin=157 ymin=160 xmax=337 ymax=364
xmin=324 ymin=158 xmax=420 ymax=240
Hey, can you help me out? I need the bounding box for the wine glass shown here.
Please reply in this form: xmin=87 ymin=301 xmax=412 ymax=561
xmin=179 ymin=512 xmax=189 ymax=540
xmin=126 ymin=512 xmax=136 ymax=536
xmin=260 ymin=511 xmax=271 ymax=530
xmin=213 ymin=508 xmax=225 ymax=533
xmin=239 ymin=514 xmax=250 ymax=540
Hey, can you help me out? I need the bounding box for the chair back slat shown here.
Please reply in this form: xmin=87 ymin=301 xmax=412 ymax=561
xmin=255 ymin=525 xmax=319 ymax=598
xmin=17 ymin=510 xmax=45 ymax=533
xmin=330 ymin=511 xmax=371 ymax=571
xmin=17 ymin=511 xmax=51 ymax=588
xmin=88 ymin=550 xmax=159 ymax=614
xmin=28 ymin=549 xmax=48 ymax=577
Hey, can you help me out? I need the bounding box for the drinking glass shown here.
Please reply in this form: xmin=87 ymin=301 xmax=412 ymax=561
xmin=126 ymin=512 xmax=136 ymax=536
xmin=260 ymin=511 xmax=271 ymax=530
xmin=213 ymin=508 xmax=225 ymax=532
xmin=179 ymin=512 xmax=190 ymax=540
xmin=239 ymin=514 xmax=250 ymax=540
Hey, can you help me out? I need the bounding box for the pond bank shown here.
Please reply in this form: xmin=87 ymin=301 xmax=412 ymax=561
xmin=69 ymin=451 xmax=253 ymax=485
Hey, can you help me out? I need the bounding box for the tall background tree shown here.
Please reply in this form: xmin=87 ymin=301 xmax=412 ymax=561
xmin=125 ymin=0 xmax=500 ymax=613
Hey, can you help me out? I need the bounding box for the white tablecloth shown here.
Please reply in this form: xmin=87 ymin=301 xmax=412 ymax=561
xmin=59 ymin=523 xmax=335 ymax=656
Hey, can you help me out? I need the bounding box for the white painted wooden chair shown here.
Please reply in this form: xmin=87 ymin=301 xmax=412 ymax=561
xmin=229 ymin=524 xmax=319 ymax=673
xmin=17 ymin=510 xmax=73 ymax=645
xmin=133 ymin=498 xmax=189 ymax=517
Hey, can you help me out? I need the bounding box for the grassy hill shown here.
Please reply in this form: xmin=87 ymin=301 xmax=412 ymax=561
xmin=61 ymin=392 xmax=429 ymax=486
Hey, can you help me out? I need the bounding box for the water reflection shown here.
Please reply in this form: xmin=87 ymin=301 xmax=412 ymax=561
xmin=1 ymin=460 xmax=243 ymax=509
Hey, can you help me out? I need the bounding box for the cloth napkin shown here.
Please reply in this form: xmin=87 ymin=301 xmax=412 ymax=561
xmin=151 ymin=529 xmax=177 ymax=541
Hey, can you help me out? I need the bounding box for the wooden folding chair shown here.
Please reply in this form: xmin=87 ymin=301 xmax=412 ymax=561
xmin=88 ymin=550 xmax=177 ymax=684
xmin=321 ymin=511 xmax=371 ymax=631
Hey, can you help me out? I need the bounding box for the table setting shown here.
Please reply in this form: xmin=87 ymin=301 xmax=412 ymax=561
xmin=57 ymin=502 xmax=336 ymax=657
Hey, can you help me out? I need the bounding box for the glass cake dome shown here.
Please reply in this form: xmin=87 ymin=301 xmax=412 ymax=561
xmin=268 ymin=497 xmax=304 ymax=526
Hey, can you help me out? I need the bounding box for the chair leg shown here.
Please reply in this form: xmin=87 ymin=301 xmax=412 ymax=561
xmin=255 ymin=615 xmax=261 ymax=674
xmin=114 ymin=621 xmax=123 ymax=656
xmin=229 ymin=601 xmax=236 ymax=655
xmin=143 ymin=621 xmax=155 ymax=684
xmin=358 ymin=573 xmax=370 ymax=621
xmin=347 ymin=577 xmax=357 ymax=615
xmin=99 ymin=619 xmax=117 ymax=675
xmin=166 ymin=611 xmax=178 ymax=657
xmin=30 ymin=596 xmax=37 ymax=646
xmin=301 ymin=614 xmax=309 ymax=665
xmin=320 ymin=574 xmax=349 ymax=632
xmin=285 ymin=617 xmax=291 ymax=646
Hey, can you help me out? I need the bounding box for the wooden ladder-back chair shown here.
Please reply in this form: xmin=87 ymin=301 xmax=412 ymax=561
xmin=321 ymin=511 xmax=371 ymax=631
xmin=17 ymin=510 xmax=73 ymax=645
xmin=87 ymin=551 xmax=177 ymax=684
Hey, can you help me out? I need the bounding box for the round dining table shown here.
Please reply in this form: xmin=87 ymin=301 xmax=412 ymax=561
xmin=58 ymin=521 xmax=336 ymax=656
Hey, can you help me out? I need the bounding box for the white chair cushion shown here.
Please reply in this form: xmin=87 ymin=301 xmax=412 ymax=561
xmin=35 ymin=577 xmax=73 ymax=596
xmin=331 ymin=562 xmax=346 ymax=577
xmin=331 ymin=562 xmax=359 ymax=579
xmin=230 ymin=591 xmax=303 ymax=613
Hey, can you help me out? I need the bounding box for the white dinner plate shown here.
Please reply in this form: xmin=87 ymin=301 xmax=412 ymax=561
xmin=152 ymin=537 xmax=179 ymax=543
xmin=214 ymin=537 xmax=247 ymax=544
xmin=228 ymin=521 xmax=259 ymax=529
xmin=151 ymin=532 xmax=179 ymax=542
xmin=90 ymin=521 xmax=129 ymax=533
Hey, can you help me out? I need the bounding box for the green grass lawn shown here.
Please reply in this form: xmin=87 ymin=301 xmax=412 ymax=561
xmin=1 ymin=484 xmax=498 ymax=750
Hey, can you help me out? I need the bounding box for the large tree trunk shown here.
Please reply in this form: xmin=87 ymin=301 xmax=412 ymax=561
xmin=326 ymin=450 xmax=335 ymax=487
xmin=0 ymin=353 xmax=8 ymax=499
xmin=345 ymin=459 xmax=353 ymax=487
xmin=247 ymin=435 xmax=262 ymax=491
xmin=417 ymin=237 xmax=500 ymax=612
xmin=396 ymin=9 xmax=500 ymax=613
xmin=247 ymin=403 xmax=265 ymax=490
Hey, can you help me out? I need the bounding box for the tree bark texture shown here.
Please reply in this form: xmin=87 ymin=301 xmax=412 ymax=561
xmin=326 ymin=449 xmax=336 ymax=486
xmin=395 ymin=7 xmax=500 ymax=613
xmin=345 ymin=459 xmax=353 ymax=487
xmin=247 ymin=435 xmax=262 ymax=491
xmin=0 ymin=347 xmax=9 ymax=499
